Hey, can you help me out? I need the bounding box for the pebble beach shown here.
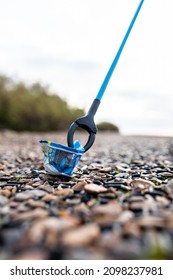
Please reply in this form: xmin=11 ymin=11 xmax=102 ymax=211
xmin=0 ymin=130 xmax=173 ymax=260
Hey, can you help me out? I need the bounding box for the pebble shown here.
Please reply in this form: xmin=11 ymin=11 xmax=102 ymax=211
xmin=32 ymin=181 xmax=43 ymax=187
xmin=122 ymin=221 xmax=141 ymax=238
xmin=13 ymin=249 xmax=48 ymax=260
xmin=0 ymin=195 xmax=9 ymax=206
xmin=11 ymin=208 xmax=48 ymax=222
xmin=26 ymin=199 xmax=46 ymax=208
xmin=0 ymin=189 xmax=11 ymax=198
xmin=54 ymin=189 xmax=74 ymax=197
xmin=14 ymin=192 xmax=35 ymax=201
xmin=84 ymin=183 xmax=108 ymax=194
xmin=62 ymin=223 xmax=100 ymax=247
xmin=129 ymin=202 xmax=145 ymax=212
xmin=28 ymin=217 xmax=79 ymax=244
xmin=72 ymin=181 xmax=87 ymax=191
xmin=92 ymin=201 xmax=122 ymax=216
xmin=22 ymin=185 xmax=34 ymax=191
xmin=37 ymin=183 xmax=54 ymax=193
xmin=65 ymin=198 xmax=81 ymax=205
xmin=29 ymin=189 xmax=47 ymax=198
xmin=138 ymin=216 xmax=165 ymax=228
xmin=116 ymin=210 xmax=134 ymax=223
xmin=73 ymin=203 xmax=90 ymax=216
xmin=131 ymin=178 xmax=155 ymax=189
xmin=42 ymin=193 xmax=58 ymax=202
xmin=165 ymin=179 xmax=173 ymax=194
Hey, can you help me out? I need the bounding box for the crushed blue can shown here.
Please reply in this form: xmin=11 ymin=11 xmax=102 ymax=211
xmin=40 ymin=140 xmax=84 ymax=176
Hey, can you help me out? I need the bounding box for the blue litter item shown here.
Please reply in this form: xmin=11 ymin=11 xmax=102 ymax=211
xmin=40 ymin=140 xmax=84 ymax=176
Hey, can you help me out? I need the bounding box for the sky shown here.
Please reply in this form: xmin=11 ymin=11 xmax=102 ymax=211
xmin=0 ymin=0 xmax=172 ymax=136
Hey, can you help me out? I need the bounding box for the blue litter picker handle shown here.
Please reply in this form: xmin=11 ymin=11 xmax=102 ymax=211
xmin=67 ymin=0 xmax=144 ymax=152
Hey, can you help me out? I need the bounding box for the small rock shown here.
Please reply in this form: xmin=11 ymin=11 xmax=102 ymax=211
xmin=54 ymin=189 xmax=74 ymax=197
xmin=0 ymin=195 xmax=8 ymax=206
xmin=92 ymin=201 xmax=122 ymax=216
xmin=26 ymin=199 xmax=46 ymax=208
xmin=155 ymin=196 xmax=170 ymax=206
xmin=131 ymin=178 xmax=155 ymax=189
xmin=73 ymin=203 xmax=90 ymax=216
xmin=0 ymin=189 xmax=11 ymax=198
xmin=11 ymin=208 xmax=48 ymax=222
xmin=13 ymin=249 xmax=48 ymax=260
xmin=62 ymin=223 xmax=100 ymax=247
xmin=65 ymin=198 xmax=81 ymax=205
xmin=14 ymin=192 xmax=34 ymax=201
xmin=138 ymin=216 xmax=165 ymax=228
xmin=22 ymin=185 xmax=34 ymax=191
xmin=84 ymin=183 xmax=108 ymax=194
xmin=42 ymin=194 xmax=58 ymax=202
xmin=72 ymin=181 xmax=87 ymax=191
xmin=38 ymin=183 xmax=54 ymax=193
xmin=29 ymin=189 xmax=47 ymax=198
xmin=32 ymin=181 xmax=43 ymax=187
xmin=165 ymin=179 xmax=173 ymax=194
xmin=116 ymin=210 xmax=134 ymax=223
xmin=129 ymin=202 xmax=145 ymax=212
xmin=122 ymin=221 xmax=141 ymax=238
xmin=29 ymin=217 xmax=79 ymax=244
xmin=17 ymin=204 xmax=30 ymax=212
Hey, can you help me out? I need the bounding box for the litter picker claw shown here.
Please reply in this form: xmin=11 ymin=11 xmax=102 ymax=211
xmin=67 ymin=0 xmax=144 ymax=152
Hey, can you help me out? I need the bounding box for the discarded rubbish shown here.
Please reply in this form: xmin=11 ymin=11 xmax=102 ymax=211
xmin=40 ymin=140 xmax=84 ymax=176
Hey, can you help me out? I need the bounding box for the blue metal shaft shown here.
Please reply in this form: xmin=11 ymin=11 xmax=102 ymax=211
xmin=96 ymin=0 xmax=144 ymax=101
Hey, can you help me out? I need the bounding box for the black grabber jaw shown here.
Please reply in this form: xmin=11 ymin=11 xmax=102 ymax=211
xmin=67 ymin=99 xmax=100 ymax=152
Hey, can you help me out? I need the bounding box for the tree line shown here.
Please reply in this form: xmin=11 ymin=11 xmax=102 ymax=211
xmin=0 ymin=74 xmax=84 ymax=131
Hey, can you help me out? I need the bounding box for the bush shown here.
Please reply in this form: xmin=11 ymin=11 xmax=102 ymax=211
xmin=97 ymin=121 xmax=119 ymax=133
xmin=0 ymin=74 xmax=84 ymax=131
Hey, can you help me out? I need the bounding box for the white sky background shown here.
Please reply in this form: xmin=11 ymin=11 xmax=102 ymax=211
xmin=0 ymin=0 xmax=173 ymax=136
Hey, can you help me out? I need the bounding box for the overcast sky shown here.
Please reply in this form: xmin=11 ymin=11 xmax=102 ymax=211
xmin=0 ymin=0 xmax=172 ymax=135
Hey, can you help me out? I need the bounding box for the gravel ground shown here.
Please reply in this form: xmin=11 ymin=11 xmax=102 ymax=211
xmin=0 ymin=130 xmax=173 ymax=260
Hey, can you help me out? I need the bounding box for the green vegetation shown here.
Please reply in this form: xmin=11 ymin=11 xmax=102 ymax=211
xmin=97 ymin=121 xmax=119 ymax=133
xmin=0 ymin=74 xmax=84 ymax=131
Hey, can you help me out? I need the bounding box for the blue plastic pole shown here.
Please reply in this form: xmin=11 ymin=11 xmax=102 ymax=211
xmin=96 ymin=0 xmax=144 ymax=101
